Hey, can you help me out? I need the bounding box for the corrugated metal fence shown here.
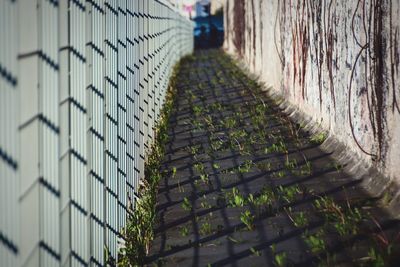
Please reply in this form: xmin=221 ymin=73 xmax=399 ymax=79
xmin=0 ymin=0 xmax=193 ymax=266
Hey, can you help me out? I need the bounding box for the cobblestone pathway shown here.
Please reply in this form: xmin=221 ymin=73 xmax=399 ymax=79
xmin=146 ymin=50 xmax=399 ymax=266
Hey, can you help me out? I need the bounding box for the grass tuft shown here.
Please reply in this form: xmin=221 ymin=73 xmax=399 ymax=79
xmin=118 ymin=56 xmax=192 ymax=266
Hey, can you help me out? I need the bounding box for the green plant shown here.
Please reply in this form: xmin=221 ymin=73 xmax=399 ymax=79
xmin=265 ymin=140 xmax=288 ymax=154
xmin=367 ymin=247 xmax=385 ymax=267
xmin=223 ymin=117 xmax=237 ymax=129
xmin=240 ymin=210 xmax=255 ymax=231
xmin=200 ymin=174 xmax=209 ymax=184
xmin=186 ymin=90 xmax=196 ymax=101
xmin=181 ymin=197 xmax=192 ymax=211
xmin=247 ymin=193 xmax=255 ymax=205
xmin=208 ymin=102 xmax=223 ymax=112
xmin=194 ymin=162 xmax=205 ymax=174
xmin=273 ymin=170 xmax=286 ymax=178
xmin=274 ymin=252 xmax=288 ymax=267
xmin=212 ymin=163 xmax=220 ymax=169
xmin=121 ymin=187 xmax=157 ymax=265
xmin=300 ymin=161 xmax=312 ymax=176
xmin=227 ymin=235 xmax=242 ymax=244
xmin=204 ymin=115 xmax=215 ymax=129
xmin=104 ymin=246 xmax=116 ymax=266
xmin=285 ymin=207 xmax=308 ymax=228
xmin=314 ymin=196 xmax=363 ymax=236
xmin=119 ymin=59 xmax=182 ymax=265
xmin=200 ymin=222 xmax=213 ymax=236
xmin=250 ymin=247 xmax=261 ymax=256
xmin=303 ymin=230 xmax=326 ymax=254
xmin=171 ymin=167 xmax=177 ymax=178
xmin=238 ymin=160 xmax=253 ymax=174
xmin=210 ymin=138 xmax=224 ymax=152
xmin=256 ymin=162 xmax=271 ymax=171
xmin=192 ymin=105 xmax=203 ymax=116
xmin=192 ymin=120 xmax=204 ymax=132
xmin=310 ymin=132 xmax=327 ymax=145
xmin=247 ymin=186 xmax=276 ymax=217
xmin=227 ymin=187 xmax=245 ymax=207
xmin=381 ymin=191 xmax=394 ymax=206
xmin=188 ymin=144 xmax=201 ymax=155
xmin=277 ymin=185 xmax=301 ymax=204
xmin=229 ymin=129 xmax=247 ymax=141
xmin=200 ymin=201 xmax=212 ymax=209
xmin=179 ymin=225 xmax=190 ymax=237
xmin=284 ymin=158 xmax=297 ymax=170
xmin=270 ymin=244 xmax=288 ymax=267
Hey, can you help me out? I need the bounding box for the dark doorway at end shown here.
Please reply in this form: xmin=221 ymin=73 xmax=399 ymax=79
xmin=193 ymin=14 xmax=224 ymax=49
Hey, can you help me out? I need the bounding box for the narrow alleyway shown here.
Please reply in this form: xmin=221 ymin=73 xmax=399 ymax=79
xmin=146 ymin=50 xmax=399 ymax=266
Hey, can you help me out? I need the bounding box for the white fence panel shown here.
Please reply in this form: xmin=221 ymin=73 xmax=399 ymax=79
xmin=0 ymin=0 xmax=193 ymax=265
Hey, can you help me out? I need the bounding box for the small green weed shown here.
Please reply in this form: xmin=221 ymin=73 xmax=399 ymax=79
xmin=250 ymin=247 xmax=261 ymax=256
xmin=192 ymin=105 xmax=203 ymax=116
xmin=238 ymin=160 xmax=253 ymax=174
xmin=212 ymin=163 xmax=220 ymax=169
xmin=284 ymin=158 xmax=297 ymax=170
xmin=277 ymin=185 xmax=301 ymax=204
xmin=265 ymin=140 xmax=288 ymax=154
xmin=285 ymin=207 xmax=308 ymax=228
xmin=181 ymin=197 xmax=192 ymax=211
xmin=256 ymin=162 xmax=271 ymax=171
xmin=227 ymin=187 xmax=245 ymax=207
xmin=223 ymin=117 xmax=237 ymax=129
xmin=270 ymin=244 xmax=288 ymax=267
xmin=314 ymin=196 xmax=363 ymax=236
xmin=171 ymin=167 xmax=177 ymax=178
xmin=367 ymin=247 xmax=385 ymax=267
xmin=240 ymin=210 xmax=255 ymax=231
xmin=194 ymin=162 xmax=205 ymax=174
xmin=310 ymin=132 xmax=327 ymax=145
xmin=200 ymin=174 xmax=209 ymax=184
xmin=179 ymin=226 xmax=190 ymax=237
xmin=303 ymin=230 xmax=326 ymax=254
xmin=200 ymin=222 xmax=213 ymax=236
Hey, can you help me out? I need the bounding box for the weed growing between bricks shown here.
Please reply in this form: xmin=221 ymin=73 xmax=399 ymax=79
xmin=118 ymin=55 xmax=195 ymax=266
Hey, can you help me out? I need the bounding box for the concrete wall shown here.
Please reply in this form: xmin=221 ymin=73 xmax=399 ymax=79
xmin=224 ymin=0 xmax=400 ymax=191
xmin=0 ymin=0 xmax=193 ymax=266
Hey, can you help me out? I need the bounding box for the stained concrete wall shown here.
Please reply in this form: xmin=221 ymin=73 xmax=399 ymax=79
xmin=224 ymin=0 xmax=400 ymax=192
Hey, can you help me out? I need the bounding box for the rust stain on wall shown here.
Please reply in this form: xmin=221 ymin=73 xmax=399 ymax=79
xmin=347 ymin=0 xmax=396 ymax=160
xmin=390 ymin=0 xmax=400 ymax=114
xmin=233 ymin=0 xmax=245 ymax=56
xmin=325 ymin=0 xmax=337 ymax=110
xmin=251 ymin=0 xmax=256 ymax=68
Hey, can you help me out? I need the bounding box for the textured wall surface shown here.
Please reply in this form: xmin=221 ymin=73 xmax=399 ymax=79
xmin=224 ymin=0 xmax=400 ymax=189
xmin=0 ymin=0 xmax=193 ymax=266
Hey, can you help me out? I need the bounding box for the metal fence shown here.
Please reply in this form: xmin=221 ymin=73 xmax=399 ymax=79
xmin=0 ymin=0 xmax=193 ymax=266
